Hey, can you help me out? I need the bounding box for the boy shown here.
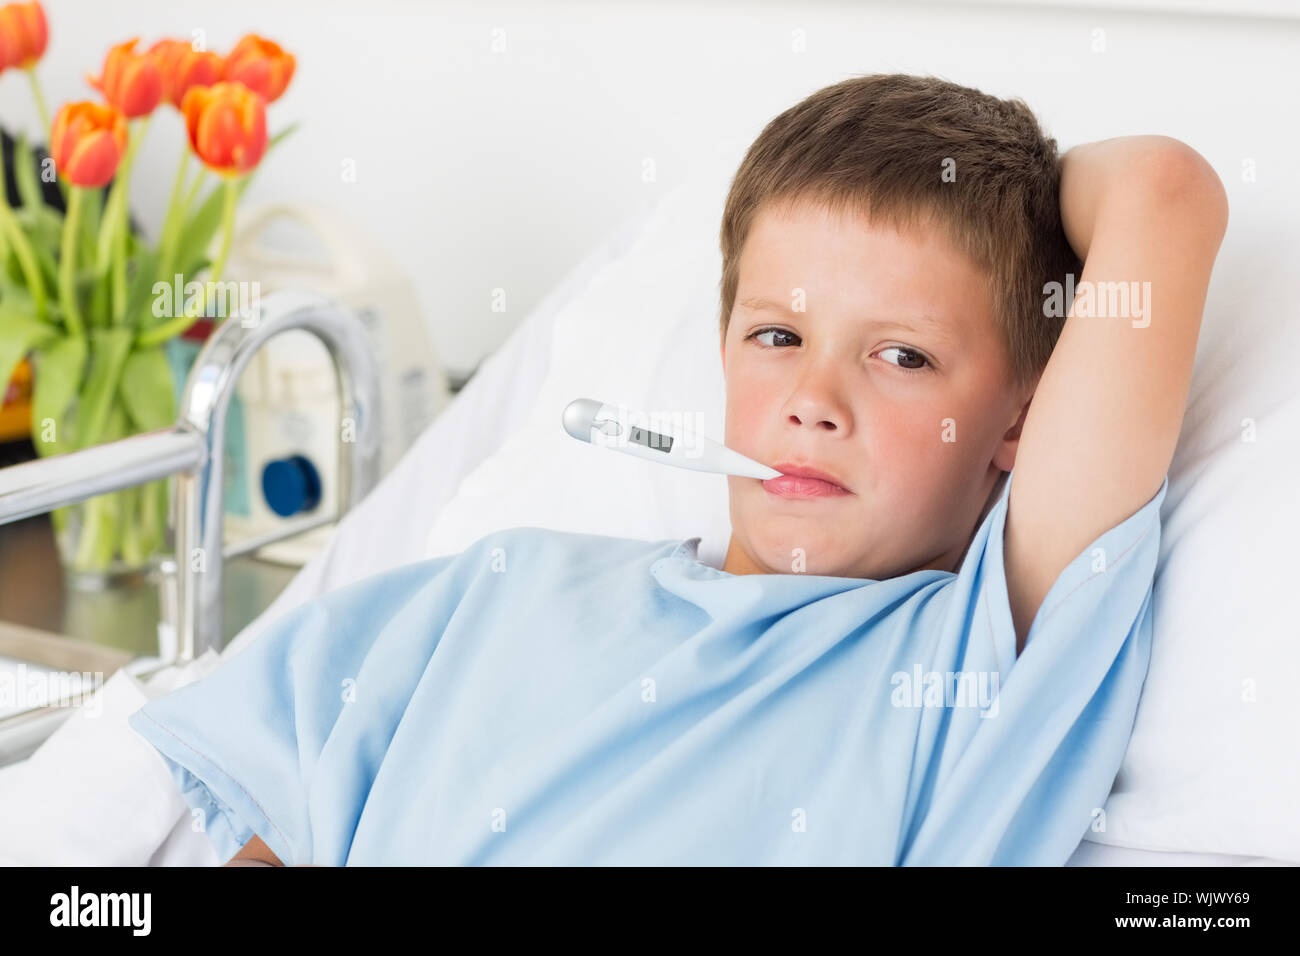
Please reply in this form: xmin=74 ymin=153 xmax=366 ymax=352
xmin=130 ymin=74 xmax=1228 ymax=866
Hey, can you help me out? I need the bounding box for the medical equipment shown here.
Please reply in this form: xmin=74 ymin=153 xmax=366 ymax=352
xmin=217 ymin=203 xmax=450 ymax=566
xmin=561 ymin=397 xmax=782 ymax=479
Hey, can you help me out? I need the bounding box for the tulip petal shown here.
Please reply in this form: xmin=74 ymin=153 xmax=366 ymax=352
xmin=183 ymin=82 xmax=267 ymax=173
xmin=65 ymin=129 xmax=120 ymax=188
xmin=50 ymin=101 xmax=127 ymax=188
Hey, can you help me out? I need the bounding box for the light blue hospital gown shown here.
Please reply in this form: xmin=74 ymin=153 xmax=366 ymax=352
xmin=128 ymin=468 xmax=1168 ymax=866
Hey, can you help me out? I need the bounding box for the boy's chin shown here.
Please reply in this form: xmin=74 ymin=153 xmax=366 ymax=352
xmin=734 ymin=528 xmax=858 ymax=575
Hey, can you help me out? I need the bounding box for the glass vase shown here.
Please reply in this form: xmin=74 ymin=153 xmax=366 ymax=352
xmin=47 ymin=395 xmax=172 ymax=591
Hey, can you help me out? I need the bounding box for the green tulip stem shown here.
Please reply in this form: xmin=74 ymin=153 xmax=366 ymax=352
xmin=109 ymin=115 xmax=152 ymax=324
xmin=58 ymin=186 xmax=86 ymax=337
xmin=25 ymin=66 xmax=51 ymax=142
xmin=0 ymin=189 xmax=47 ymax=321
xmin=94 ymin=115 xmax=150 ymax=285
xmin=183 ymin=167 xmax=209 ymax=219
xmin=25 ymin=67 xmax=71 ymax=208
xmin=157 ymin=149 xmax=192 ymax=280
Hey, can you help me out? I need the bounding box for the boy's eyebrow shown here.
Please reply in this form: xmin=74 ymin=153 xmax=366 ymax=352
xmin=736 ymin=295 xmax=957 ymax=343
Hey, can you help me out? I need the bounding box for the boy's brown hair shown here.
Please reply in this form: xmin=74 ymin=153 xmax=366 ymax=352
xmin=718 ymin=73 xmax=1080 ymax=394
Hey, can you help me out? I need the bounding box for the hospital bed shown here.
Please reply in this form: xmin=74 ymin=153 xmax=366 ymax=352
xmin=0 ymin=291 xmax=383 ymax=762
xmin=2 ymin=21 xmax=1299 ymax=859
xmin=0 ymin=158 xmax=1295 ymax=865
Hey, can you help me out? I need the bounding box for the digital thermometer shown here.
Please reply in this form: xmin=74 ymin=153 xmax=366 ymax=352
xmin=562 ymin=397 xmax=782 ymax=479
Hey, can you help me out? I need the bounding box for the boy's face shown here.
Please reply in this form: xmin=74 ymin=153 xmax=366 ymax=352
xmin=719 ymin=197 xmax=1033 ymax=579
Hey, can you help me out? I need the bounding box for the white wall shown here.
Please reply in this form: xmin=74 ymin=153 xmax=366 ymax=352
xmin=2 ymin=0 xmax=1296 ymax=377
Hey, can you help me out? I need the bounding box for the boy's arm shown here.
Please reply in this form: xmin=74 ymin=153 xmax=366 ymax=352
xmin=223 ymin=834 xmax=331 ymax=866
xmin=225 ymin=834 xmax=285 ymax=866
xmin=1003 ymin=135 xmax=1229 ymax=656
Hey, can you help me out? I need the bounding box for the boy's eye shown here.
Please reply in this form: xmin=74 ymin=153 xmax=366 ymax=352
xmin=746 ymin=327 xmax=933 ymax=373
xmin=876 ymin=345 xmax=932 ymax=372
xmin=747 ymin=327 xmax=800 ymax=348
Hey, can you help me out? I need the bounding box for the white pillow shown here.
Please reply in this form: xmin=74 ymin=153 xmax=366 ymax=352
xmin=1079 ymin=195 xmax=1300 ymax=862
xmin=426 ymin=159 xmax=1300 ymax=861
xmin=426 ymin=160 xmax=739 ymax=567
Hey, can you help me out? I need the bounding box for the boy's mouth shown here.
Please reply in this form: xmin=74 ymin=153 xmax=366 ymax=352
xmin=762 ymin=462 xmax=853 ymax=499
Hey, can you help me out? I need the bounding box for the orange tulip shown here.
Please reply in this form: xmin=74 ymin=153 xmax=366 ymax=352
xmin=221 ymin=33 xmax=294 ymax=103
xmin=50 ymin=100 xmax=128 ymax=188
xmin=86 ymin=37 xmax=162 ymax=118
xmin=181 ymin=81 xmax=268 ymax=176
xmin=148 ymin=38 xmax=222 ymax=110
xmin=0 ymin=1 xmax=48 ymax=70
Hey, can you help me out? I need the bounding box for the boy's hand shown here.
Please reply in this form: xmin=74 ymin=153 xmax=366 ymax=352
xmin=1002 ymin=135 xmax=1228 ymax=656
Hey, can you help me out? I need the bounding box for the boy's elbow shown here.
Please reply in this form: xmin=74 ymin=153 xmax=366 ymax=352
xmin=1134 ymin=136 xmax=1230 ymax=234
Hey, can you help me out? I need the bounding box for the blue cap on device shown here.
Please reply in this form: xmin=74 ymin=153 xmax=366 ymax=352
xmin=261 ymin=454 xmax=322 ymax=517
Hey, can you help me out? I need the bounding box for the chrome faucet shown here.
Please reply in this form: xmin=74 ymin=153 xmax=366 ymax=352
xmin=0 ymin=290 xmax=382 ymax=661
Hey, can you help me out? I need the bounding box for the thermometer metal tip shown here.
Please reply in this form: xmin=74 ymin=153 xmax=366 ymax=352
xmin=562 ymin=397 xmax=783 ymax=480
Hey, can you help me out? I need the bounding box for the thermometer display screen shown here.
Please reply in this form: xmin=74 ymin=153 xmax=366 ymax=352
xmin=629 ymin=425 xmax=673 ymax=454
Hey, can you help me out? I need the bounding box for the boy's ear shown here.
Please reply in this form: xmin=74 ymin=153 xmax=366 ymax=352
xmin=993 ymin=389 xmax=1035 ymax=472
xmin=1008 ymin=390 xmax=1034 ymax=436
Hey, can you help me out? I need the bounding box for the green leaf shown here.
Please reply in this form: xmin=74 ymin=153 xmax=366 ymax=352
xmin=0 ymin=282 xmax=64 ymax=327
xmin=1 ymin=244 xmax=24 ymax=287
xmin=123 ymin=244 xmax=161 ymax=331
xmin=29 ymin=334 xmax=87 ymax=454
xmin=73 ymin=326 xmax=133 ymax=450
xmin=24 ymin=200 xmax=62 ymax=236
xmin=269 ymin=121 xmax=300 ymax=153
xmin=29 ymin=231 xmax=59 ymax=300
xmin=0 ymin=282 xmax=39 ymax=316
xmin=175 ymin=256 xmax=212 ymax=288
xmin=0 ymin=293 xmax=40 ymax=320
xmin=170 ymin=183 xmax=227 ymax=285
xmin=0 ymin=310 xmax=57 ymax=402
xmin=139 ymin=257 xmax=210 ymax=335
xmin=12 ymin=204 xmax=62 ymax=301
xmin=118 ymin=345 xmax=176 ymax=433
